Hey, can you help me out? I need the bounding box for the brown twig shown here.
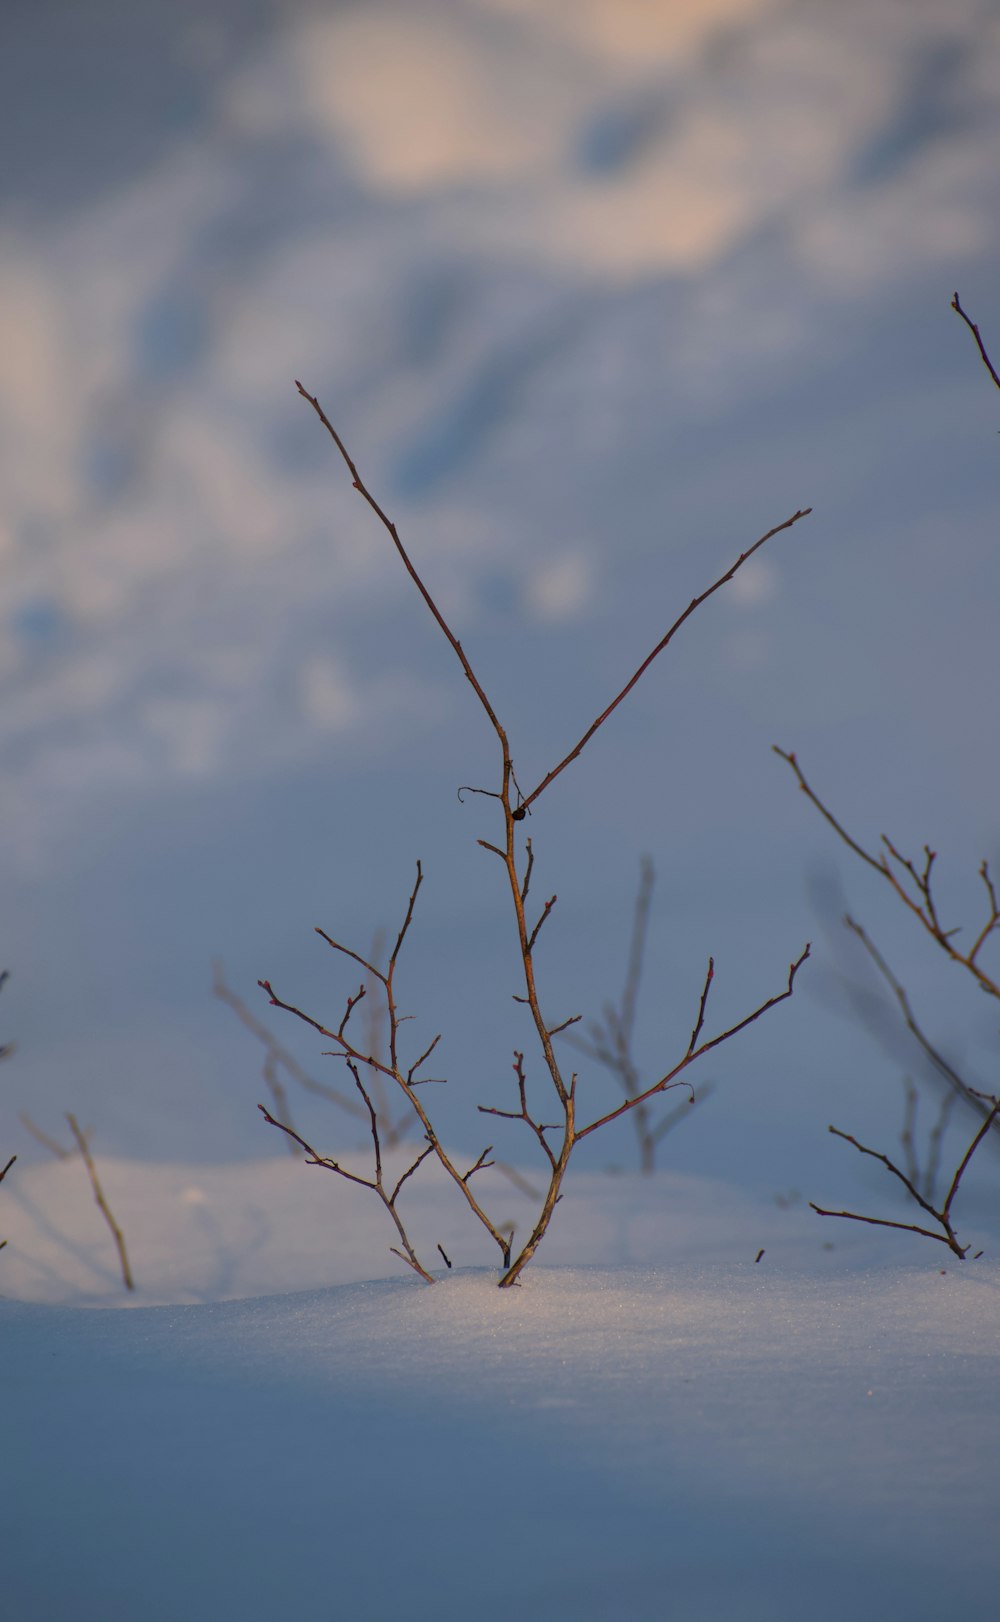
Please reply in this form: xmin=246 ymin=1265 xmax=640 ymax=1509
xmin=774 ymin=749 xmax=1000 ymax=1002
xmin=296 ymin=381 xmax=510 ymax=751
xmin=258 ymin=1073 xmax=436 ymax=1283
xmin=574 ymin=945 xmax=809 ymax=1142
xmin=66 ymin=1113 xmax=134 ymax=1292
xmin=952 ymin=292 xmax=1000 ymax=394
xmin=213 ymin=961 xmax=367 ymax=1121
xmin=517 ymin=508 xmax=811 ymax=815
xmin=261 ymin=866 xmax=516 ymax=1274
xmin=811 ymin=1098 xmax=999 ymax=1258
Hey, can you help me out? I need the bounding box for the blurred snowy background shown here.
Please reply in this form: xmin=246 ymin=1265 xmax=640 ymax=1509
xmin=2 ymin=0 xmax=998 ymax=1212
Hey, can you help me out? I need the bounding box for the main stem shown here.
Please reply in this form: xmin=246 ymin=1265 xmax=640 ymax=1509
xmin=496 ymin=756 xmax=576 ymax=1287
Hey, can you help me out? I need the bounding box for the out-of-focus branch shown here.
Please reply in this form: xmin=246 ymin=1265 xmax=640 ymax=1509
xmin=774 ymin=748 xmax=1000 ymax=1002
xmin=19 ymin=1111 xmax=76 ymax=1159
xmin=561 ymin=857 xmax=713 ymax=1172
xmin=842 ymin=916 xmax=998 ymax=1132
xmin=66 ymin=1112 xmax=134 ymax=1292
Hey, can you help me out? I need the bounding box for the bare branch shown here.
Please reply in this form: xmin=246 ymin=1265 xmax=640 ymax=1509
xmin=942 ymin=1096 xmax=1000 ymax=1219
xmin=520 ymin=838 xmax=535 ymax=903
xmin=18 ymin=1112 xmax=75 ymax=1159
xmin=338 ymin=984 xmax=367 ymax=1042
xmin=952 ymin=292 xmax=1000 ymax=394
xmin=620 ymin=854 xmax=654 ymax=1045
xmin=576 ymin=945 xmax=809 ymax=1141
xmin=526 ymin=895 xmax=558 ymax=955
xmin=390 ymin=1141 xmax=436 ymax=1206
xmin=813 ymin=1100 xmax=999 ymax=1261
xmin=685 ymin=958 xmax=715 ymax=1057
xmin=517 ymin=508 xmax=811 ymax=815
xmin=0 ymin=1154 xmax=15 ymax=1183
xmin=314 ymin=930 xmax=384 ymax=985
xmin=825 ymin=1123 xmax=940 ymax=1222
xmin=66 ymin=1113 xmax=134 ymax=1292
xmin=547 ymin=1013 xmax=582 ymax=1038
xmin=214 ymin=962 xmax=366 ymax=1119
xmin=843 ymin=916 xmax=997 ymax=1128
xmin=462 ymin=1146 xmax=495 ymax=1183
xmin=296 ymin=383 xmax=509 ymax=751
xmin=388 ymin=862 xmax=424 ymax=982
xmin=407 ymin=1032 xmax=442 ymax=1084
xmin=808 ymin=1202 xmax=961 ymax=1252
xmin=258 ymin=1104 xmax=376 ymax=1190
xmin=478 ymin=1053 xmax=559 ymax=1173
xmin=775 ymin=748 xmax=999 ymax=1001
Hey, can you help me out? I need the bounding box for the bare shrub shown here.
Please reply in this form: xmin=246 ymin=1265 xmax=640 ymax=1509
xmin=772 ymin=292 xmax=1000 ymax=1260
xmin=258 ymin=382 xmax=811 ymax=1287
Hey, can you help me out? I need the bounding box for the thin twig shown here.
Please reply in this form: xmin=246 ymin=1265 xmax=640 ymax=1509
xmin=576 ymin=944 xmax=810 ymax=1141
xmin=296 ymin=382 xmax=509 ymax=751
xmin=812 ymin=1100 xmax=999 ymax=1260
xmin=842 ymin=916 xmax=996 ymax=1129
xmin=66 ymin=1113 xmax=134 ymax=1292
xmin=18 ymin=1111 xmax=76 ymax=1159
xmin=517 ymin=508 xmax=811 ymax=815
xmin=775 ymin=748 xmax=1000 ymax=1001
xmin=952 ymin=292 xmax=1000 ymax=394
xmin=214 ymin=962 xmax=367 ymax=1120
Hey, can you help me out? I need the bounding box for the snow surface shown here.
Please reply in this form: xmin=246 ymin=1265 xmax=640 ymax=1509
xmin=4 ymin=1156 xmax=999 ymax=1620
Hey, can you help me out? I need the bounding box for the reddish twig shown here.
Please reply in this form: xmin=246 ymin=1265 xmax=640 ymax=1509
xmin=952 ymin=292 xmax=1000 ymax=394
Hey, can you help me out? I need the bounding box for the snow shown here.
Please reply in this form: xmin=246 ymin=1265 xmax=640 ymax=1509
xmin=4 ymin=1156 xmax=999 ymax=1619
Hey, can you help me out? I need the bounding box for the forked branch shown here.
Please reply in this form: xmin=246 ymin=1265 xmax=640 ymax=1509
xmin=575 ymin=944 xmax=810 ymax=1142
xmin=258 ymin=1081 xmax=436 ymax=1282
xmin=812 ymin=1097 xmax=999 ymax=1258
xmin=774 ymin=748 xmax=1000 ymax=1001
